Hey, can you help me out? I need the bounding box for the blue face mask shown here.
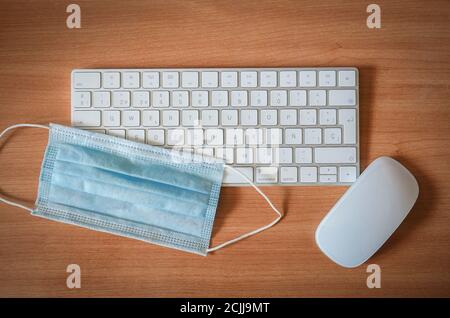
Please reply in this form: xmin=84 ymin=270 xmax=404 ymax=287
xmin=0 ymin=124 xmax=282 ymax=255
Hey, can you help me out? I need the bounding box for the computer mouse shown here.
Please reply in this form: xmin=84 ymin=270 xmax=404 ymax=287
xmin=315 ymin=156 xmax=419 ymax=268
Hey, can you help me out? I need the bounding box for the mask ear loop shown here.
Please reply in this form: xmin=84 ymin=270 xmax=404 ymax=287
xmin=206 ymin=165 xmax=283 ymax=253
xmin=0 ymin=123 xmax=50 ymax=212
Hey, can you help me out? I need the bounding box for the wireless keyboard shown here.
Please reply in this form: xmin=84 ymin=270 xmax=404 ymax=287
xmin=71 ymin=68 xmax=359 ymax=186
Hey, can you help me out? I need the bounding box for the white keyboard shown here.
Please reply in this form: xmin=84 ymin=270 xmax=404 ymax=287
xmin=71 ymin=68 xmax=359 ymax=186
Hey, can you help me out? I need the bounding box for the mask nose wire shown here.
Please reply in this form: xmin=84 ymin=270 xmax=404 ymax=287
xmin=0 ymin=123 xmax=49 ymax=212
xmin=206 ymin=164 xmax=283 ymax=253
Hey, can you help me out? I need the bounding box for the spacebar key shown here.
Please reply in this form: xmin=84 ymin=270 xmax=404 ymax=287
xmin=314 ymin=147 xmax=356 ymax=164
xmin=223 ymin=167 xmax=254 ymax=184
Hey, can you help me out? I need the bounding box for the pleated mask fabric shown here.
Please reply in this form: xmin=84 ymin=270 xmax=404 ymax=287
xmin=33 ymin=124 xmax=224 ymax=256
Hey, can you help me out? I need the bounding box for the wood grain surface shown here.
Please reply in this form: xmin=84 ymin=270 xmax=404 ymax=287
xmin=0 ymin=0 xmax=449 ymax=297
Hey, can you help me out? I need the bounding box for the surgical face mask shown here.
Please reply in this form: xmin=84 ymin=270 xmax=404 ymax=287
xmin=0 ymin=123 xmax=282 ymax=256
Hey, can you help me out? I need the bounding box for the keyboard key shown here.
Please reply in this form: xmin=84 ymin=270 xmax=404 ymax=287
xmin=72 ymin=111 xmax=100 ymax=127
xmin=167 ymin=129 xmax=184 ymax=146
xmin=201 ymin=71 xmax=219 ymax=88
xmin=314 ymin=147 xmax=357 ymax=164
xmin=187 ymin=128 xmax=205 ymax=146
xmin=152 ymin=91 xmax=169 ymax=107
xmin=211 ymin=91 xmax=228 ymax=106
xmin=280 ymin=167 xmax=298 ymax=183
xmin=88 ymin=127 xmax=106 ymax=134
xmin=103 ymin=72 xmax=120 ymax=89
xmin=270 ymin=90 xmax=287 ymax=106
xmin=205 ymin=129 xmax=223 ymax=145
xmin=72 ymin=91 xmax=91 ymax=108
xmin=123 ymin=72 xmax=140 ymax=88
xmin=256 ymin=167 xmax=278 ymax=183
xmin=265 ymin=128 xmax=282 ymax=145
xmin=300 ymin=167 xmax=317 ymax=183
xmin=142 ymin=72 xmax=160 ymax=88
xmin=162 ymin=72 xmax=179 ymax=88
xmin=195 ymin=147 xmax=214 ymax=159
xmin=295 ymin=147 xmax=312 ymax=163
xmin=225 ymin=128 xmax=243 ymax=145
xmin=172 ymin=91 xmax=189 ymax=107
xmin=186 ymin=129 xmax=204 ymax=146
xmin=329 ymin=90 xmax=356 ymax=106
xmin=162 ymin=110 xmax=179 ymax=126
xmin=319 ymin=109 xmax=337 ymax=125
xmin=102 ymin=110 xmax=120 ymax=127
xmin=122 ymin=110 xmax=140 ymax=127
xmin=339 ymin=166 xmax=357 ymax=182
xmin=87 ymin=129 xmax=106 ymax=134
xmin=142 ymin=110 xmax=160 ymax=127
xmin=309 ymin=90 xmax=326 ymax=106
xmin=260 ymin=110 xmax=277 ymax=126
xmin=180 ymin=148 xmax=195 ymax=158
xmin=108 ymin=129 xmax=125 ymax=138
xmin=240 ymin=71 xmax=257 ymax=88
xmin=299 ymin=71 xmax=316 ymax=87
xmin=240 ymin=109 xmax=258 ymax=126
xmin=250 ymin=90 xmax=268 ymax=106
xmin=192 ymin=91 xmax=209 ymax=107
xmin=86 ymin=129 xmax=106 ymax=134
xmin=256 ymin=148 xmax=273 ymax=164
xmin=299 ymin=109 xmax=317 ymax=125
xmin=245 ymin=128 xmax=263 ymax=145
xmin=304 ymin=128 xmax=321 ymax=144
xmin=338 ymin=70 xmax=356 ymax=87
xmin=147 ymin=129 xmax=165 ymax=145
xmin=275 ymin=148 xmax=293 ymax=164
xmin=324 ymin=128 xmax=342 ymax=144
xmin=289 ymin=90 xmax=307 ymax=106
xmin=280 ymin=109 xmax=297 ymax=125
xmin=132 ymin=91 xmax=149 ymax=108
xmin=112 ymin=91 xmax=130 ymax=108
xmin=221 ymin=72 xmax=238 ymax=88
xmin=285 ymin=128 xmax=302 ymax=145
xmin=279 ymin=71 xmax=297 ymax=87
xmin=201 ymin=110 xmax=219 ymax=126
xmin=223 ymin=167 xmax=254 ymax=183
xmin=182 ymin=110 xmax=199 ymax=126
xmin=320 ymin=166 xmax=337 ymax=174
xmin=236 ymin=148 xmax=253 ymax=164
xmin=181 ymin=72 xmax=198 ymax=88
xmin=260 ymin=71 xmax=277 ymax=87
xmin=177 ymin=148 xmax=194 ymax=161
xmin=231 ymin=91 xmax=248 ymax=106
xmin=338 ymin=109 xmax=357 ymax=144
xmin=319 ymin=71 xmax=336 ymax=87
xmin=127 ymin=129 xmax=145 ymax=143
xmin=215 ymin=147 xmax=234 ymax=163
xmin=73 ymin=72 xmax=101 ymax=89
xmin=319 ymin=175 xmax=337 ymax=183
xmin=221 ymin=110 xmax=238 ymax=126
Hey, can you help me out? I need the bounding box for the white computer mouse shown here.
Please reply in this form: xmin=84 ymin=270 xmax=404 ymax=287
xmin=315 ymin=156 xmax=419 ymax=268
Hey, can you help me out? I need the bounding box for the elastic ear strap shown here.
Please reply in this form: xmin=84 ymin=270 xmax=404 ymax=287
xmin=206 ymin=165 xmax=283 ymax=253
xmin=0 ymin=124 xmax=49 ymax=212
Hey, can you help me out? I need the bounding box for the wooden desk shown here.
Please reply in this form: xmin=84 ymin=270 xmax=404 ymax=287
xmin=0 ymin=0 xmax=449 ymax=297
